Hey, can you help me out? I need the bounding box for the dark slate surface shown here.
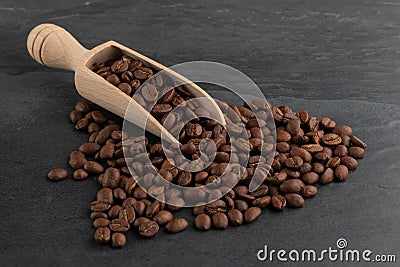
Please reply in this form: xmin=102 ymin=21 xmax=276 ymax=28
xmin=0 ymin=0 xmax=399 ymax=266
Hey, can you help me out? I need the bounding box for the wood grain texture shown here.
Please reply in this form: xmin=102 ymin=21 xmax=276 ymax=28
xmin=27 ymin=24 xmax=226 ymax=144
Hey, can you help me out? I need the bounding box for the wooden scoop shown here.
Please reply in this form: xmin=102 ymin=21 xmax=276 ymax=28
xmin=27 ymin=23 xmax=225 ymax=144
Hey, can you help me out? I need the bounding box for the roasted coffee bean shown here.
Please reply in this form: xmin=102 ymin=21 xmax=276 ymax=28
xmin=280 ymin=179 xmax=305 ymax=194
xmin=84 ymin=161 xmax=104 ymax=174
xmin=91 ymin=201 xmax=111 ymax=212
xmin=79 ymin=143 xmax=101 ymax=155
xmin=290 ymin=146 xmax=312 ymax=163
xmin=133 ymin=217 xmax=151 ymax=230
xmin=321 ymin=133 xmax=342 ymax=146
xmin=349 ymin=147 xmax=365 ymax=159
xmin=119 ymin=205 xmax=135 ymax=224
xmin=111 ymin=60 xmax=129 ymax=74
xmin=301 ymin=185 xmax=318 ymax=198
xmin=299 ymin=162 xmax=312 ymax=174
xmin=166 ymin=218 xmax=189 ymax=233
xmin=252 ymin=196 xmax=271 ymax=209
xmin=319 ymin=168 xmax=334 ymax=185
xmin=94 ymin=227 xmax=111 ymax=244
xmin=285 ymin=193 xmax=305 ymax=208
xmin=250 ymin=184 xmax=269 ymax=197
xmin=48 ymin=168 xmax=68 ymax=181
xmin=93 ymin=218 xmax=110 ymax=228
xmin=271 ymin=195 xmax=286 ymax=211
xmin=226 ymin=209 xmax=243 ymax=226
xmin=109 ymin=218 xmax=130 ymax=232
xmin=334 ymin=145 xmax=348 ymax=157
xmin=351 ymin=136 xmax=367 ymax=149
xmin=108 ymin=205 xmax=122 ymax=218
xmin=194 ymin=214 xmax=212 ymax=230
xmin=212 ymin=212 xmax=229 ymax=229
xmin=153 ymin=210 xmax=173 ymax=225
xmin=139 ymin=220 xmax=159 ymax=238
xmin=75 ymin=101 xmax=91 ymax=113
xmin=90 ymin=211 xmax=108 ymax=220
xmin=134 ymin=67 xmax=153 ymax=79
xmin=205 ymin=200 xmax=227 ymax=215
xmin=326 ymin=157 xmax=341 ymax=168
xmin=276 ymin=129 xmax=291 ymax=142
xmin=335 ymin=165 xmax=349 ymax=182
xmin=145 ymin=202 xmax=160 ymax=218
xmin=97 ymin=188 xmax=113 ymax=204
xmin=302 ymin=172 xmax=319 ymax=185
xmin=101 ymin=167 xmax=120 ymax=188
xmin=69 ymin=110 xmax=84 ymax=124
xmin=286 ymin=119 xmax=301 ymax=135
xmin=312 ymin=162 xmax=325 ymax=174
xmin=301 ymin=144 xmax=324 ymax=153
xmin=111 ymin=232 xmax=126 ymax=248
xmin=244 ymin=207 xmax=262 ymax=223
xmin=285 ymin=156 xmax=303 ymax=169
xmin=341 ymin=156 xmax=358 ymax=170
xmin=141 ymin=84 xmax=159 ymax=102
xmin=114 ymin=188 xmax=127 ymax=201
xmin=333 ymin=125 xmax=353 ymax=137
xmin=320 ymin=118 xmax=336 ymax=130
xmin=192 ymin=204 xmax=206 ymax=216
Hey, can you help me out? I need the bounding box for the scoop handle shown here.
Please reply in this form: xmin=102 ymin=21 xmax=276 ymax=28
xmin=27 ymin=23 xmax=89 ymax=71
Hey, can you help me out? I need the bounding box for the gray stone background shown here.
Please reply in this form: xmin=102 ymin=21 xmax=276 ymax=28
xmin=0 ymin=0 xmax=399 ymax=266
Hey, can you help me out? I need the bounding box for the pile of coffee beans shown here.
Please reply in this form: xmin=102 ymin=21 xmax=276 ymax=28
xmin=48 ymin=98 xmax=366 ymax=248
xmin=46 ymin=51 xmax=366 ymax=248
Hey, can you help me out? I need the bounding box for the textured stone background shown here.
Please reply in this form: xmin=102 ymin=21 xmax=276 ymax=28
xmin=0 ymin=0 xmax=399 ymax=266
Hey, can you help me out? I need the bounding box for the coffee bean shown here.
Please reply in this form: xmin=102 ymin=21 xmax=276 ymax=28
xmin=280 ymin=179 xmax=305 ymax=194
xmin=244 ymin=207 xmax=262 ymax=223
xmin=47 ymin=168 xmax=68 ymax=181
xmin=91 ymin=201 xmax=111 ymax=212
xmin=194 ymin=214 xmax=212 ymax=230
xmin=212 ymin=212 xmax=229 ymax=229
xmin=335 ymin=165 xmax=349 ymax=182
xmin=90 ymin=212 xmax=108 ymax=220
xmin=109 ymin=218 xmax=130 ymax=232
xmin=320 ymin=118 xmax=336 ymax=130
xmin=319 ymin=168 xmax=334 ymax=185
xmin=302 ymin=172 xmax=319 ymax=185
xmin=111 ymin=60 xmax=129 ymax=74
xmin=276 ymin=129 xmax=291 ymax=142
xmin=108 ymin=205 xmax=122 ymax=218
xmin=139 ymin=220 xmax=159 ymax=238
xmin=334 ymin=145 xmax=348 ymax=157
xmin=69 ymin=110 xmax=84 ymax=124
xmin=285 ymin=193 xmax=305 ymax=208
xmin=145 ymin=202 xmax=160 ymax=218
xmin=79 ymin=143 xmax=101 ymax=155
xmin=141 ymin=84 xmax=159 ymax=102
xmin=290 ymin=146 xmax=312 ymax=163
xmin=351 ymin=136 xmax=367 ymax=149
xmin=226 ymin=209 xmax=243 ymax=226
xmin=134 ymin=67 xmax=153 ymax=80
xmin=285 ymin=156 xmax=303 ymax=169
xmin=93 ymin=218 xmax=110 ymax=228
xmin=321 ymin=133 xmax=342 ymax=146
xmin=71 ymin=169 xmax=88 ymax=181
xmin=349 ymin=147 xmax=365 ymax=159
xmin=94 ymin=227 xmax=111 ymax=244
xmin=301 ymin=185 xmax=318 ymax=198
xmin=102 ymin=167 xmax=120 ymax=188
xmin=251 ymin=196 xmax=271 ymax=209
xmin=75 ymin=101 xmax=91 ymax=113
xmin=68 ymin=151 xmax=87 ymax=169
xmin=341 ymin=156 xmax=358 ymax=170
xmin=166 ymin=218 xmax=189 ymax=233
xmin=111 ymin=232 xmax=126 ymax=248
xmin=271 ymin=195 xmax=286 ymax=211
xmin=153 ymin=210 xmax=173 ymax=225
xmin=333 ymin=125 xmax=353 ymax=137
xmin=133 ymin=217 xmax=151 ymax=230
xmin=301 ymin=144 xmax=324 ymax=153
